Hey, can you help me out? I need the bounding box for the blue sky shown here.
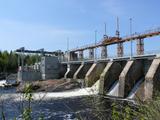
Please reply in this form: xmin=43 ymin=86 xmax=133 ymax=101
xmin=0 ymin=0 xmax=159 ymax=56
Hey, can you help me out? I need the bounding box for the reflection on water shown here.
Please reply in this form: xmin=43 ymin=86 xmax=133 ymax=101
xmin=0 ymin=86 xmax=131 ymax=120
xmin=0 ymin=87 xmax=16 ymax=94
xmin=0 ymin=94 xmax=113 ymax=120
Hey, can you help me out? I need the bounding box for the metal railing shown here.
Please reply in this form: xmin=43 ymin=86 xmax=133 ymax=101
xmin=69 ymin=27 xmax=160 ymax=52
xmin=61 ymin=49 xmax=160 ymax=63
xmin=122 ymin=27 xmax=160 ymax=40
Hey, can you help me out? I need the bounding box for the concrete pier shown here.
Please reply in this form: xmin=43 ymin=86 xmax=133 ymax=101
xmin=59 ymin=64 xmax=67 ymax=78
xmin=85 ymin=62 xmax=106 ymax=87
xmin=69 ymin=52 xmax=78 ymax=61
xmin=117 ymin=43 xmax=123 ymax=57
xmin=137 ymin=39 xmax=144 ymax=55
xmin=79 ymin=51 xmax=84 ymax=60
xmin=133 ymin=58 xmax=160 ymax=101
xmin=127 ymin=59 xmax=153 ymax=100
xmin=73 ymin=63 xmax=84 ymax=79
xmin=64 ymin=63 xmax=81 ymax=78
xmin=99 ymin=61 xmax=125 ymax=95
xmin=118 ymin=60 xmax=144 ymax=97
xmin=89 ymin=49 xmax=94 ymax=60
xmin=144 ymin=58 xmax=160 ymax=100
xmin=101 ymin=46 xmax=107 ymax=59
xmin=73 ymin=62 xmax=93 ymax=79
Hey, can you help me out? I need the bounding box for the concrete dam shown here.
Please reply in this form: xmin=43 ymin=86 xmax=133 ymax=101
xmin=16 ymin=27 xmax=160 ymax=101
xmin=62 ymin=55 xmax=160 ymax=101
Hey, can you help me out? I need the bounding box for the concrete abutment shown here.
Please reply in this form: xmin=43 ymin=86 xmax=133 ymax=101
xmin=118 ymin=60 xmax=144 ymax=98
xmin=85 ymin=62 xmax=107 ymax=87
xmin=73 ymin=62 xmax=93 ymax=79
xmin=133 ymin=58 xmax=160 ymax=101
xmin=64 ymin=63 xmax=81 ymax=79
xmin=98 ymin=61 xmax=126 ymax=95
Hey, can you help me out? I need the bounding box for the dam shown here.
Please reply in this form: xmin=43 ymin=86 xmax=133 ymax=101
xmin=16 ymin=27 xmax=160 ymax=102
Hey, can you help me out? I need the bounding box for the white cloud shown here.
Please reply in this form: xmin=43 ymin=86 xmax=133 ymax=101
xmin=0 ymin=19 xmax=91 ymax=51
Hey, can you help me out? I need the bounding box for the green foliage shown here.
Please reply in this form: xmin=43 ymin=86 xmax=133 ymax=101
xmin=0 ymin=50 xmax=40 ymax=74
xmin=1 ymin=111 xmax=5 ymax=120
xmin=38 ymin=114 xmax=44 ymax=120
xmin=22 ymin=83 xmax=44 ymax=120
xmin=111 ymin=97 xmax=160 ymax=120
xmin=111 ymin=102 xmax=122 ymax=120
xmin=22 ymin=83 xmax=33 ymax=120
xmin=22 ymin=108 xmax=32 ymax=120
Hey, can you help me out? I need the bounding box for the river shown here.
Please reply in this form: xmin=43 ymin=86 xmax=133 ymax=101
xmin=0 ymin=82 xmax=130 ymax=120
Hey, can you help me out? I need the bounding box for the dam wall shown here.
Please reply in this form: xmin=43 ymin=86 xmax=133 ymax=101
xmin=64 ymin=63 xmax=81 ymax=79
xmin=99 ymin=60 xmax=126 ymax=95
xmin=85 ymin=62 xmax=107 ymax=87
xmin=73 ymin=62 xmax=93 ymax=79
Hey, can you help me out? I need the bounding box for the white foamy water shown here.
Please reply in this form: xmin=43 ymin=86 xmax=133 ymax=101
xmin=0 ymin=80 xmax=6 ymax=87
xmin=127 ymin=79 xmax=144 ymax=99
xmin=107 ymin=80 xmax=119 ymax=96
xmin=0 ymin=85 xmax=99 ymax=101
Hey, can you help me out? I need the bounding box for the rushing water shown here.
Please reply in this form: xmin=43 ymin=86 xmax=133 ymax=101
xmin=0 ymin=90 xmax=114 ymax=120
xmin=0 ymin=81 xmax=131 ymax=120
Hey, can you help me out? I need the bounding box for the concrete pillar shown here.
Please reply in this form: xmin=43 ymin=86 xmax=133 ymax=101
xmin=69 ymin=52 xmax=78 ymax=61
xmin=126 ymin=60 xmax=153 ymax=101
xmin=137 ymin=39 xmax=144 ymax=55
xmin=85 ymin=62 xmax=106 ymax=87
xmin=89 ymin=48 xmax=94 ymax=60
xmin=118 ymin=60 xmax=143 ymax=97
xmin=99 ymin=62 xmax=124 ymax=95
xmin=73 ymin=62 xmax=93 ymax=79
xmin=144 ymin=58 xmax=160 ymax=101
xmin=101 ymin=46 xmax=107 ymax=59
xmin=64 ymin=63 xmax=81 ymax=79
xmin=73 ymin=63 xmax=84 ymax=79
xmin=79 ymin=50 xmax=83 ymax=60
xmin=59 ymin=64 xmax=67 ymax=78
xmin=117 ymin=43 xmax=123 ymax=57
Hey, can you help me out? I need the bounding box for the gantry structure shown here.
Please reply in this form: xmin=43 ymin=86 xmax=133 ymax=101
xmin=68 ymin=27 xmax=160 ymax=61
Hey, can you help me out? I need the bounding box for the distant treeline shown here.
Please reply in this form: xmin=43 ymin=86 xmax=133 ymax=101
xmin=0 ymin=51 xmax=40 ymax=73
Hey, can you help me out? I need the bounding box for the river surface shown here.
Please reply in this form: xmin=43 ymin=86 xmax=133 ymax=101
xmin=0 ymin=86 xmax=129 ymax=120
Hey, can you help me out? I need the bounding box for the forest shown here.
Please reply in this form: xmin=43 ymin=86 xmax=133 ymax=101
xmin=0 ymin=51 xmax=40 ymax=73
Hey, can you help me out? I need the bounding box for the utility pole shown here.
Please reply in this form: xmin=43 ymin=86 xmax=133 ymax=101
xmin=18 ymin=54 xmax=20 ymax=69
xmin=67 ymin=37 xmax=69 ymax=62
xmin=130 ymin=18 xmax=133 ymax=59
xmin=20 ymin=47 xmax=25 ymax=71
xmin=104 ymin=23 xmax=107 ymax=38
xmin=116 ymin=17 xmax=120 ymax=37
xmin=95 ymin=30 xmax=97 ymax=61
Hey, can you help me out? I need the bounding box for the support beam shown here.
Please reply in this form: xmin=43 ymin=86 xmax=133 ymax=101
xmin=99 ymin=62 xmax=124 ymax=95
xmin=137 ymin=39 xmax=144 ymax=55
xmin=144 ymin=58 xmax=160 ymax=100
xmin=69 ymin=52 xmax=78 ymax=61
xmin=89 ymin=48 xmax=94 ymax=60
xmin=79 ymin=50 xmax=84 ymax=60
xmin=64 ymin=63 xmax=81 ymax=79
xmin=73 ymin=63 xmax=93 ymax=79
xmin=118 ymin=60 xmax=143 ymax=97
xmin=127 ymin=59 xmax=152 ymax=100
xmin=85 ymin=62 xmax=106 ymax=87
xmin=117 ymin=43 xmax=124 ymax=57
xmin=73 ymin=63 xmax=84 ymax=79
xmin=59 ymin=64 xmax=67 ymax=78
xmin=101 ymin=46 xmax=107 ymax=59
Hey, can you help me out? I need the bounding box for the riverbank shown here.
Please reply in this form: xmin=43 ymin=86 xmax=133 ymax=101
xmin=17 ymin=79 xmax=82 ymax=93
